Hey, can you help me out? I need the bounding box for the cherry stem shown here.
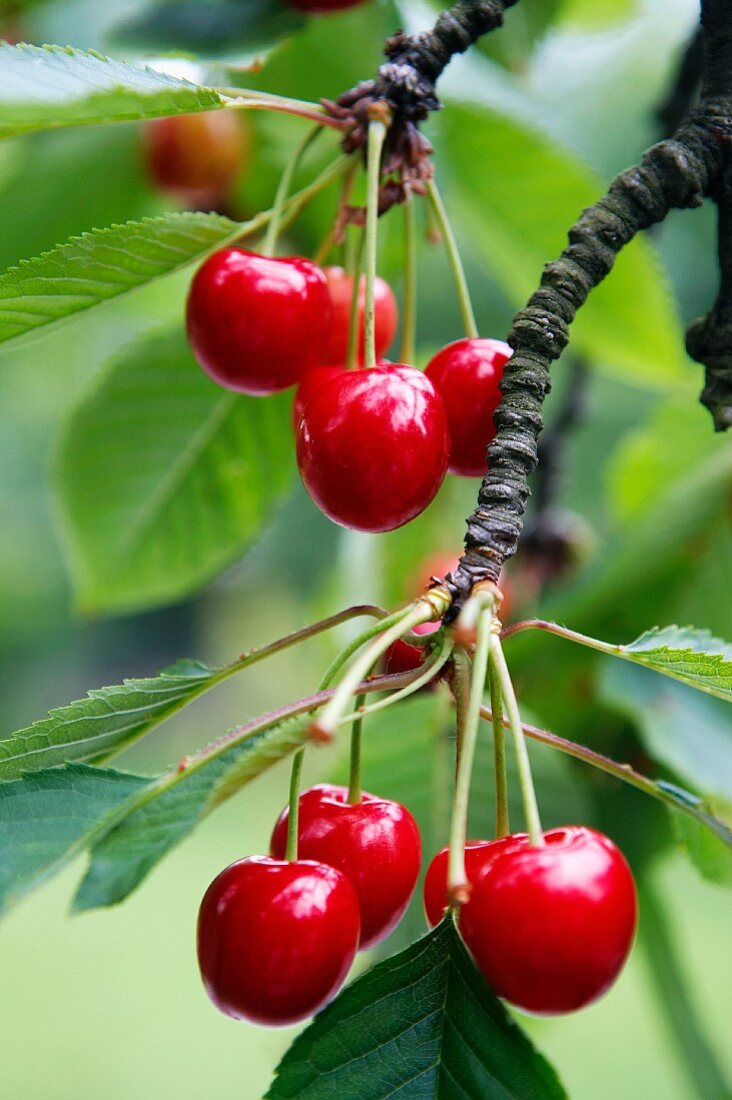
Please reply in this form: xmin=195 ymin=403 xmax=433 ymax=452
xmin=446 ymin=645 xmax=474 ymax=902
xmin=400 ymin=195 xmax=417 ymax=364
xmin=487 ymin=647 xmax=510 ymax=838
xmin=489 ymin=633 xmax=544 ymax=846
xmin=345 ymin=231 xmax=365 ymax=371
xmin=218 ymin=91 xmax=347 ymax=132
xmin=342 ymin=630 xmax=454 ymax=723
xmin=347 ymin=696 xmax=365 ymax=804
xmin=312 ymin=589 xmax=451 ymax=741
xmin=425 ymin=177 xmax=479 ymax=340
xmin=364 ymin=117 xmax=388 ymax=369
xmin=284 ymin=747 xmax=304 ymax=861
xmin=262 ymin=124 xmax=321 ymax=257
xmin=319 ymin=605 xmax=405 ymax=690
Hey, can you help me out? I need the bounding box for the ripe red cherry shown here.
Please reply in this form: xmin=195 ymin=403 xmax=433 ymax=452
xmin=292 ymin=364 xmax=344 ymax=432
xmin=287 ymin=0 xmax=367 ymax=11
xmin=423 ymin=836 xmax=528 ymax=928
xmin=324 ymin=266 xmax=398 ymax=366
xmin=271 ymin=784 xmax=421 ymax=950
xmin=384 ymin=620 xmax=440 ymax=677
xmin=144 ymin=111 xmax=248 ymax=208
xmin=186 ymin=249 xmax=331 ymax=394
xmin=425 ymin=337 xmax=512 ymax=476
xmin=296 ymin=363 xmax=449 ymax=532
xmin=197 ymin=855 xmax=360 ymax=1025
xmin=459 ymin=826 xmax=637 ymax=1014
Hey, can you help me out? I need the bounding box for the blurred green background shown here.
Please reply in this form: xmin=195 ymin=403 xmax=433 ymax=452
xmin=0 ymin=0 xmax=730 ymax=1096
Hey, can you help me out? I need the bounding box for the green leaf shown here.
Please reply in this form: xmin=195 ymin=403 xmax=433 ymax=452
xmin=112 ymin=0 xmax=305 ymax=59
xmin=73 ymin=711 xmax=311 ymax=910
xmin=0 ymin=43 xmax=228 ymax=140
xmin=599 ymin=661 xmax=732 ymax=802
xmin=267 ymin=918 xmax=566 ymax=1099
xmin=0 ymin=659 xmax=230 ymax=780
xmin=556 ymin=0 xmax=634 ymax=29
xmin=439 ymin=102 xmax=688 ymax=388
xmin=0 ymin=764 xmax=149 ymax=915
xmin=0 ymin=212 xmax=240 ymax=348
xmin=669 ymin=795 xmax=732 ymax=886
xmin=54 ymin=328 xmax=294 ymax=615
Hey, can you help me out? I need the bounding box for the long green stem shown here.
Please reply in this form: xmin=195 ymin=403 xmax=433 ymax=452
xmin=313 ymin=592 xmax=450 ymax=740
xmin=364 ymin=118 xmax=388 ymax=368
xmin=447 ymin=641 xmax=482 ymax=901
xmin=425 ymin=177 xmax=478 ymax=339
xmin=345 ymin=232 xmax=365 ymax=371
xmin=285 ymin=748 xmax=305 ymax=861
xmin=262 ymin=125 xmax=321 ymax=257
xmin=218 ymin=91 xmax=346 ymax=132
xmin=489 ymin=634 xmax=544 ymax=845
xmin=347 ymin=698 xmax=365 ymax=804
xmin=487 ymin=649 xmax=510 ymax=838
xmin=342 ymin=632 xmax=454 ymax=723
xmin=639 ymin=876 xmax=730 ymax=1099
xmin=319 ymin=605 xmax=405 ymax=690
xmin=238 ymin=154 xmax=352 ymax=248
xmin=400 ymin=195 xmax=417 ymax=364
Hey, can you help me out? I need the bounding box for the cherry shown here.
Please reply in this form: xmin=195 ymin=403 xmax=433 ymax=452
xmin=324 ymin=266 xmax=398 ymax=366
xmin=144 ymin=111 xmax=247 ymax=208
xmin=425 ymin=338 xmax=512 ymax=477
xmin=423 ymin=836 xmax=528 ymax=928
xmin=186 ymin=249 xmax=331 ymax=395
xmin=296 ymin=363 xmax=449 ymax=532
xmin=384 ymin=620 xmax=440 ymax=677
xmin=287 ymin=0 xmax=367 ymax=11
xmin=197 ymin=855 xmax=360 ymax=1025
xmin=459 ymin=826 xmax=637 ymax=1014
xmin=292 ymin=363 xmax=344 ymax=432
xmin=271 ymin=784 xmax=421 ymax=949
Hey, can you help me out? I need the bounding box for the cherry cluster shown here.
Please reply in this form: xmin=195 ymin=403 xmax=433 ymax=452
xmin=197 ymin=785 xmax=637 ymax=1025
xmin=186 ymin=247 xmax=512 ymax=533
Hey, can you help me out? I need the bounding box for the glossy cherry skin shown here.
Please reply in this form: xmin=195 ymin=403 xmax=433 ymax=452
xmin=459 ymin=826 xmax=638 ymax=1015
xmin=271 ymin=784 xmax=421 ymax=950
xmin=144 ymin=111 xmax=248 ymax=207
xmin=423 ymin=836 xmax=529 ymax=928
xmin=287 ymin=0 xmax=367 ymax=11
xmin=186 ymin=249 xmax=331 ymax=395
xmin=425 ymin=338 xmax=512 ymax=477
xmin=292 ymin=364 xmax=345 ymax=432
xmin=384 ymin=620 xmax=440 ymax=677
xmin=324 ymin=266 xmax=398 ymax=366
xmin=197 ymin=855 xmax=360 ymax=1026
xmin=296 ymin=363 xmax=450 ymax=532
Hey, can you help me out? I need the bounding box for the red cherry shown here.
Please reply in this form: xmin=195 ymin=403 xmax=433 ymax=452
xmin=270 ymin=784 xmax=421 ymax=950
xmin=292 ymin=364 xmax=345 ymax=432
xmin=425 ymin=338 xmax=512 ymax=477
xmin=384 ymin=620 xmax=440 ymax=677
xmin=296 ymin=363 xmax=449 ymax=532
xmin=144 ymin=111 xmax=248 ymax=207
xmin=460 ymin=826 xmax=637 ymax=1014
xmin=324 ymin=266 xmax=398 ymax=366
xmin=197 ymin=855 xmax=360 ymax=1025
xmin=186 ymin=249 xmax=331 ymax=395
xmin=423 ymin=836 xmax=529 ymax=928
xmin=287 ymin=0 xmax=367 ymax=11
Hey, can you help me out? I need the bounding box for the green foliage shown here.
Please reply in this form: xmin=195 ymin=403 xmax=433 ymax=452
xmin=438 ymin=102 xmax=688 ymax=389
xmin=620 ymin=626 xmax=732 ymax=702
xmin=0 ymin=43 xmax=227 ymax=139
xmin=113 ymin=0 xmax=306 ymax=59
xmin=55 ymin=328 xmax=294 ymax=615
xmin=0 ymin=659 xmax=232 ymax=780
xmin=268 ymin=918 xmax=566 ymax=1099
xmin=0 ymin=212 xmax=240 ymax=347
xmin=0 ymin=764 xmax=148 ymax=915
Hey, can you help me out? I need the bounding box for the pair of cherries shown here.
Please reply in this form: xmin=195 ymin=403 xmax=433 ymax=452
xmin=187 ymin=247 xmax=511 ymax=533
xmin=197 ymin=784 xmax=421 ymax=1026
xmin=424 ymin=827 xmax=638 ymax=1014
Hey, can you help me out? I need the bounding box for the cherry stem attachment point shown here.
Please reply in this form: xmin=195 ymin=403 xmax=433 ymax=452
xmin=489 ymin=633 xmax=544 ymax=847
xmin=364 ymin=116 xmax=388 ymax=369
xmin=425 ymin=177 xmax=478 ymax=340
xmin=262 ymin=124 xmax=321 ymax=258
xmin=400 ymin=195 xmax=417 ymax=364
